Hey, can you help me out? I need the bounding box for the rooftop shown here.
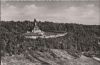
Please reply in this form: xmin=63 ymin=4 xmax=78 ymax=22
xmin=23 ymin=32 xmax=42 ymax=36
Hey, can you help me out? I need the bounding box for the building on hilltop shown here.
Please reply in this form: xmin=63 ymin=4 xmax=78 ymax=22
xmin=32 ymin=19 xmax=44 ymax=35
xmin=24 ymin=19 xmax=44 ymax=39
xmin=24 ymin=19 xmax=67 ymax=39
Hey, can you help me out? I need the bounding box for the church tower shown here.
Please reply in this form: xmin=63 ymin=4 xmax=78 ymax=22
xmin=32 ymin=19 xmax=44 ymax=35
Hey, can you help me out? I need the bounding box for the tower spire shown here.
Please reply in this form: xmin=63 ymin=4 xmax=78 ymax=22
xmin=34 ymin=18 xmax=37 ymax=26
xmin=34 ymin=18 xmax=36 ymax=22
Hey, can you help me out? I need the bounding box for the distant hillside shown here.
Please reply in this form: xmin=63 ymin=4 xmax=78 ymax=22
xmin=0 ymin=20 xmax=100 ymax=59
xmin=0 ymin=20 xmax=100 ymax=36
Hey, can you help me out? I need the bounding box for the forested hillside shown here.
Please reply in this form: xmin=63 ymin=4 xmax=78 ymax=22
xmin=0 ymin=20 xmax=100 ymax=57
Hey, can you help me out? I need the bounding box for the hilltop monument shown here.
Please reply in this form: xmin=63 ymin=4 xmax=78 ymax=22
xmin=24 ymin=19 xmax=44 ymax=39
xmin=24 ymin=19 xmax=67 ymax=39
xmin=32 ymin=19 xmax=44 ymax=35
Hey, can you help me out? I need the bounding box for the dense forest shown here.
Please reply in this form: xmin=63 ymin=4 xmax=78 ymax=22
xmin=0 ymin=19 xmax=100 ymax=58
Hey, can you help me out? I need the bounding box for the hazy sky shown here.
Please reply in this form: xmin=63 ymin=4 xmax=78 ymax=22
xmin=1 ymin=0 xmax=100 ymax=25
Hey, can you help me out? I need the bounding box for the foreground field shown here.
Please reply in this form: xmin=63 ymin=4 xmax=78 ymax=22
xmin=1 ymin=49 xmax=100 ymax=65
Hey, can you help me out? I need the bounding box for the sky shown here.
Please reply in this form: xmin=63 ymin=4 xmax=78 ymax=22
xmin=1 ymin=0 xmax=100 ymax=25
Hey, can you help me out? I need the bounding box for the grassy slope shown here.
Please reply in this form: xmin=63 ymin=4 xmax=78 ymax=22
xmin=1 ymin=49 xmax=100 ymax=65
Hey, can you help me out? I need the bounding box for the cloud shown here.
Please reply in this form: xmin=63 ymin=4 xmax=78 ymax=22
xmin=1 ymin=2 xmax=100 ymax=25
xmin=49 ymin=4 xmax=100 ymax=25
xmin=1 ymin=3 xmax=21 ymax=21
xmin=24 ymin=4 xmax=46 ymax=17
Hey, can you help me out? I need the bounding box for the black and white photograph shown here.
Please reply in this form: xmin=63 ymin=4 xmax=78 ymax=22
xmin=1 ymin=0 xmax=100 ymax=65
